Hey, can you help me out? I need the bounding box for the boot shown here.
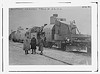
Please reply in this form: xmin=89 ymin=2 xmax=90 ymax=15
xmin=40 ymin=51 xmax=43 ymax=55
xmin=27 ymin=50 xmax=29 ymax=54
xmin=25 ymin=50 xmax=27 ymax=55
xmin=34 ymin=49 xmax=36 ymax=54
xmin=31 ymin=49 xmax=33 ymax=54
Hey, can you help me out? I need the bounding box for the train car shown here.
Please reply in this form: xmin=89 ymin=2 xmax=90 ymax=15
xmin=25 ymin=26 xmax=46 ymax=45
xmin=43 ymin=21 xmax=76 ymax=48
xmin=10 ymin=27 xmax=26 ymax=43
xmin=9 ymin=31 xmax=16 ymax=41
xmin=43 ymin=14 xmax=76 ymax=48
xmin=10 ymin=26 xmax=46 ymax=44
xmin=43 ymin=14 xmax=91 ymax=53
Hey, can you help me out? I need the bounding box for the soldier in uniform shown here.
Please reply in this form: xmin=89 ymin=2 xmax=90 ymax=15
xmin=38 ymin=36 xmax=44 ymax=55
xmin=30 ymin=37 xmax=37 ymax=54
xmin=23 ymin=36 xmax=30 ymax=55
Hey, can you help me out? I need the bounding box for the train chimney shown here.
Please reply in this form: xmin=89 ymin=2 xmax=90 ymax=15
xmin=50 ymin=14 xmax=58 ymax=24
xmin=53 ymin=14 xmax=58 ymax=17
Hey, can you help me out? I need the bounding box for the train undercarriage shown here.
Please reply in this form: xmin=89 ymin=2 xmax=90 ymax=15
xmin=44 ymin=40 xmax=91 ymax=54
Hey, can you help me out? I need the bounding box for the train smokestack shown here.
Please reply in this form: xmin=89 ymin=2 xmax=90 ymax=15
xmin=53 ymin=14 xmax=58 ymax=17
xmin=50 ymin=14 xmax=58 ymax=24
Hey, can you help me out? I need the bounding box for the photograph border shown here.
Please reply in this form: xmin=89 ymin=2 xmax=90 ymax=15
xmin=2 ymin=1 xmax=99 ymax=72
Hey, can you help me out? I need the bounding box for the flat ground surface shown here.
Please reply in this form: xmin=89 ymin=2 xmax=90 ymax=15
xmin=9 ymin=41 xmax=91 ymax=65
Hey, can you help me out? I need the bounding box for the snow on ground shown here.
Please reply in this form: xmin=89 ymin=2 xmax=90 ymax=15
xmin=9 ymin=42 xmax=91 ymax=65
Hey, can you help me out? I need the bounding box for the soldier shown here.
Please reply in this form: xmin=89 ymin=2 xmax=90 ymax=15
xmin=23 ymin=36 xmax=30 ymax=55
xmin=38 ymin=37 xmax=44 ymax=55
xmin=30 ymin=37 xmax=37 ymax=54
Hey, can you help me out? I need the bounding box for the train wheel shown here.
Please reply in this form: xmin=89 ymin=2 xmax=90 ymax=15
xmin=47 ymin=42 xmax=53 ymax=48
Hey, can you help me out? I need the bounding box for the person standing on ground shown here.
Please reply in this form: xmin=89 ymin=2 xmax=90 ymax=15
xmin=23 ymin=36 xmax=30 ymax=55
xmin=30 ymin=37 xmax=37 ymax=54
xmin=39 ymin=37 xmax=44 ymax=55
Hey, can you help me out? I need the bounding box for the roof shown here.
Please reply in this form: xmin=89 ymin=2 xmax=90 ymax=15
xmin=59 ymin=21 xmax=70 ymax=25
xmin=43 ymin=24 xmax=55 ymax=30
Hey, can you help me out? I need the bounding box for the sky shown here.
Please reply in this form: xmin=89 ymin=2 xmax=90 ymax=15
xmin=9 ymin=6 xmax=91 ymax=35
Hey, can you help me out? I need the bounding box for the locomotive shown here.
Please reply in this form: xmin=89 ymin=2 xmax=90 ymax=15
xmin=42 ymin=14 xmax=91 ymax=52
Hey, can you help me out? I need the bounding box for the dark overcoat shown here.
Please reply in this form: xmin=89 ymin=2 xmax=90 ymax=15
xmin=31 ymin=37 xmax=36 ymax=49
xmin=38 ymin=38 xmax=44 ymax=51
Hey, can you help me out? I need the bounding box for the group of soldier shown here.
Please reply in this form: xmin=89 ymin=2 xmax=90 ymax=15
xmin=23 ymin=35 xmax=44 ymax=55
